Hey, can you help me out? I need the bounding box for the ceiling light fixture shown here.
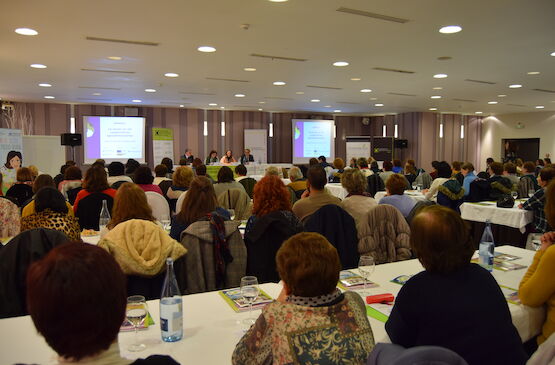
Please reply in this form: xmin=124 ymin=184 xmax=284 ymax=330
xmin=370 ymin=97 xmax=378 ymax=101
xmin=334 ymin=110 xmax=341 ymax=113
xmin=179 ymin=105 xmax=185 ymax=108
xmin=488 ymin=101 xmax=498 ymax=104
xmin=145 ymin=89 xmax=156 ymax=92
xmin=43 ymin=96 xmax=55 ymax=99
xmin=527 ymin=71 xmax=540 ymax=75
xmin=258 ymin=108 xmax=263 ymax=111
xmin=333 ymin=61 xmax=349 ymax=67
xmin=92 ymin=92 xmax=101 ymax=96
xmin=258 ymin=101 xmax=266 ymax=104
xmin=429 ymin=107 xmax=438 ymax=111
xmin=360 ymin=89 xmax=372 ymax=93
xmin=551 ymin=51 xmax=555 ymax=56
xmin=295 ymin=91 xmax=304 ymax=95
xmin=243 ymin=67 xmax=256 ymax=72
xmin=197 ymin=46 xmax=216 ymax=53
xmin=475 ymin=111 xmax=483 ymax=114
xmin=310 ymin=99 xmax=320 ymax=102
xmin=30 ymin=64 xmax=47 ymax=69
xmin=132 ymin=99 xmax=142 ymax=103
xmin=38 ymin=83 xmax=51 ymax=87
xmin=497 ymin=94 xmax=507 ymax=97
xmin=509 ymin=84 xmax=522 ymax=88
xmin=433 ymin=87 xmax=443 ymax=90
xmin=15 ymin=28 xmax=38 ymax=36
xmin=324 ymin=105 xmax=331 ymax=108
xmin=209 ymin=103 xmax=218 ymax=106
xmin=536 ymin=105 xmax=545 ymax=109
xmin=234 ymin=94 xmax=245 ymax=97
xmin=433 ymin=73 xmax=448 ymax=78
xmin=350 ymin=78 xmax=361 ymax=81
xmin=108 ymin=56 xmax=122 ymax=60
xmin=375 ymin=103 xmax=384 ymax=107
xmin=220 ymin=106 xmax=225 ymax=109
xmin=273 ymin=81 xmax=286 ymax=86
xmin=430 ymin=95 xmax=442 ymax=99
xmin=439 ymin=25 xmax=462 ymax=34
xmin=164 ymin=72 xmax=179 ymax=77
xmin=269 ymin=0 xmax=288 ymax=2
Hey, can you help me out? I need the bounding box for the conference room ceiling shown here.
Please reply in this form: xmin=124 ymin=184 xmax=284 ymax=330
xmin=1 ymin=0 xmax=554 ymax=115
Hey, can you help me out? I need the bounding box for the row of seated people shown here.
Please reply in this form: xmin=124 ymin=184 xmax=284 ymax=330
xmin=6 ymin=203 xmax=555 ymax=364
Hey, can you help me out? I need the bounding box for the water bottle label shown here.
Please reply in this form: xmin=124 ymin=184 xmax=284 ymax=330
xmin=160 ymin=302 xmax=182 ymax=335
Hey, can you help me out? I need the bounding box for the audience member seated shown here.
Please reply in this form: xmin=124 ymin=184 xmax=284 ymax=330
xmin=161 ymin=157 xmax=174 ymax=176
xmin=23 ymin=174 xmax=73 ymax=218
xmin=104 ymin=182 xmax=157 ymax=235
xmin=519 ymin=179 xmax=555 ymax=349
xmin=235 ymin=164 xmax=256 ymax=198
xmin=73 ymin=166 xmax=116 ymax=230
xmin=423 ymin=161 xmax=451 ymax=201
xmin=370 ymin=160 xmax=381 ymax=175
xmin=106 ymin=161 xmax=132 ymax=187
xmin=379 ymin=161 xmax=395 ymax=184
xmin=0 ymin=194 xmax=20 ymax=238
xmin=26 ymin=243 xmax=179 ymax=364
xmin=392 ymin=159 xmax=403 ymax=173
xmin=245 ymin=175 xmax=303 ymax=283
xmin=134 ymin=166 xmax=163 ymax=195
xmin=73 ymin=166 xmax=116 ymax=213
xmin=213 ymin=166 xmax=246 ymax=198
xmin=52 ymin=163 xmax=69 ymax=190
xmin=503 ymin=162 xmax=520 ymax=186
xmin=329 ymin=157 xmax=345 ymax=183
xmin=487 ymin=161 xmax=514 ymax=200
xmin=21 ymin=187 xmax=81 ymax=240
xmin=404 ymin=162 xmax=417 ymax=185
xmin=358 ymin=157 xmax=373 ymax=178
xmin=287 ymin=166 xmax=307 ymax=198
xmin=518 ymin=167 xmax=555 ymax=234
xmin=309 ymin=157 xmax=319 ymax=167
xmin=0 ymin=228 xmax=68 ymax=318
xmin=6 ymin=167 xmax=34 ymax=207
xmin=292 ymin=166 xmax=341 ymax=222
xmin=519 ymin=161 xmax=540 ymax=198
xmin=379 ymin=173 xmax=416 ymax=217
xmin=385 ymin=205 xmax=527 ymax=365
xmin=536 ymin=159 xmax=546 ymax=176
xmin=516 ymin=158 xmax=524 ymax=175
xmin=220 ymin=150 xmax=237 ymax=164
xmin=348 ymin=157 xmax=357 ymax=169
xmin=28 ymin=165 xmax=39 ymax=181
xmin=232 ymin=232 xmax=375 ymax=364
xmin=170 ymin=176 xmax=229 ymax=241
xmin=477 ymin=157 xmax=495 ymax=179
xmin=166 ymin=166 xmax=193 ymax=201
xmin=340 ymin=168 xmax=377 ymax=226
xmin=367 ymin=343 xmax=469 ymax=365
xmin=429 ymin=160 xmax=440 ymax=180
xmin=358 ymin=204 xmax=411 ymax=263
xmin=437 ymin=179 xmax=465 ymax=213
xmin=58 ymin=166 xmax=83 ymax=199
xmin=125 ymin=158 xmax=140 ymax=176
xmin=461 ymin=162 xmax=477 ymax=197
xmin=265 ymin=165 xmax=280 ymax=177
xmin=195 ymin=164 xmax=215 ymax=183
xmin=451 ymin=161 xmax=464 ymax=185
xmin=153 ymin=164 xmax=171 ymax=185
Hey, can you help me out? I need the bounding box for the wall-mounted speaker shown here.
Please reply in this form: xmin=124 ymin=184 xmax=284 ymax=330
xmin=394 ymin=139 xmax=408 ymax=148
xmin=60 ymin=133 xmax=82 ymax=146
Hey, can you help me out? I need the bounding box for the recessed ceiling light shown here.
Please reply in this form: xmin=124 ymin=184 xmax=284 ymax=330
xmin=43 ymin=96 xmax=55 ymax=99
xmin=38 ymin=83 xmax=51 ymax=87
xmin=429 ymin=108 xmax=438 ymax=111
xmin=550 ymin=51 xmax=555 ymax=56
xmin=220 ymin=106 xmax=225 ymax=109
xmin=360 ymin=89 xmax=372 ymax=93
xmin=430 ymin=95 xmax=442 ymax=99
xmin=488 ymin=101 xmax=498 ymax=104
xmin=145 ymin=89 xmax=156 ymax=93
xmin=439 ymin=25 xmax=462 ymax=34
xmin=180 ymin=105 xmax=185 ymax=108
xmin=209 ymin=103 xmax=218 ymax=106
xmin=132 ymin=99 xmax=142 ymax=103
xmin=333 ymin=61 xmax=349 ymax=67
xmin=334 ymin=110 xmax=342 ymax=113
xmin=433 ymin=73 xmax=448 ymax=78
xmin=433 ymin=87 xmax=443 ymax=90
xmin=509 ymin=84 xmax=522 ymax=88
xmin=30 ymin=64 xmax=47 ymax=69
xmin=258 ymin=101 xmax=266 ymax=104
xmin=198 ymin=46 xmax=216 ymax=53
xmin=295 ymin=91 xmax=305 ymax=95
xmin=243 ymin=67 xmax=256 ymax=72
xmin=324 ymin=105 xmax=331 ymax=108
xmin=92 ymin=92 xmax=101 ymax=96
xmin=258 ymin=108 xmax=263 ymax=111
xmin=475 ymin=111 xmax=483 ymax=114
xmin=108 ymin=56 xmax=122 ymax=60
xmin=273 ymin=81 xmax=286 ymax=86
xmin=350 ymin=78 xmax=361 ymax=81
xmin=310 ymin=99 xmax=320 ymax=102
xmin=536 ymin=105 xmax=545 ymax=109
xmin=375 ymin=103 xmax=384 ymax=107
xmin=370 ymin=97 xmax=378 ymax=101
xmin=235 ymin=94 xmax=246 ymax=97
xmin=497 ymin=94 xmax=507 ymax=97
xmin=15 ymin=28 xmax=38 ymax=36
xmin=527 ymin=71 xmax=540 ymax=75
xmin=164 ymin=73 xmax=179 ymax=78
xmin=269 ymin=0 xmax=288 ymax=2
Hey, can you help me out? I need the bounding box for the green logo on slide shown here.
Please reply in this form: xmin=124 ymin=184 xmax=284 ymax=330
xmin=294 ymin=126 xmax=301 ymax=140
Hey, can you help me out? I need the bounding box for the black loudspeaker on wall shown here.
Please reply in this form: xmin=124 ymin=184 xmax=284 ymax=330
xmin=60 ymin=133 xmax=82 ymax=146
xmin=394 ymin=139 xmax=408 ymax=149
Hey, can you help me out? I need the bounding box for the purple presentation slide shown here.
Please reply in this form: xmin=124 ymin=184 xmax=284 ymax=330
xmin=85 ymin=116 xmax=101 ymax=159
xmin=293 ymin=121 xmax=304 ymax=157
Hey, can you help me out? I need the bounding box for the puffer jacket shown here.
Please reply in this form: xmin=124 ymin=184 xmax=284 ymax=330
xmin=357 ymin=205 xmax=411 ymax=264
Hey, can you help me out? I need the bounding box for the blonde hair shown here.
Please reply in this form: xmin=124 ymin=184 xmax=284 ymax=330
xmin=341 ymin=168 xmax=367 ymax=194
xmin=172 ymin=166 xmax=194 ymax=188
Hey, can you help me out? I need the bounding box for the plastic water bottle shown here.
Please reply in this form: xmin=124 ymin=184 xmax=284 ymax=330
xmin=479 ymin=220 xmax=495 ymax=272
xmin=98 ymin=200 xmax=110 ymax=231
xmin=160 ymin=257 xmax=183 ymax=342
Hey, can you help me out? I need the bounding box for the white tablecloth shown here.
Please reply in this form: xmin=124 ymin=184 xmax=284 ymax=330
xmin=248 ymin=175 xmax=291 ymax=186
xmin=460 ymin=201 xmax=534 ymax=233
xmin=374 ymin=191 xmax=428 ymax=204
xmin=325 ymin=183 xmax=348 ymax=200
xmin=0 ymin=246 xmax=542 ymax=364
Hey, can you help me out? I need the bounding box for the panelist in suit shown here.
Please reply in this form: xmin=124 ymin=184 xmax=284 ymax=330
xmin=240 ymin=149 xmax=255 ymax=165
xmin=181 ymin=149 xmax=194 ymax=165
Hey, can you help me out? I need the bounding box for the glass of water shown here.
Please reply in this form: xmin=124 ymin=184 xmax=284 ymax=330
xmin=529 ymin=189 xmax=535 ymax=198
xmin=358 ymin=255 xmax=375 ymax=296
xmin=240 ymin=276 xmax=259 ymax=325
xmin=511 ymin=191 xmax=518 ymax=200
xmin=126 ymin=295 xmax=148 ymax=352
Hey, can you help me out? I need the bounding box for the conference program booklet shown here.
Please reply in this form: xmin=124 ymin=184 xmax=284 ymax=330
xmin=338 ymin=270 xmax=379 ymax=290
xmin=390 ymin=275 xmax=413 ymax=285
xmin=219 ymin=288 xmax=273 ymax=313
xmin=366 ymin=302 xmax=394 ymax=323
xmin=499 ymin=285 xmax=521 ymax=305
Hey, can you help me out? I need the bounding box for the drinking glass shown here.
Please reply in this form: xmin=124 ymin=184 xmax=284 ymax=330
xmin=160 ymin=216 xmax=171 ymax=233
xmin=511 ymin=191 xmax=518 ymax=200
xmin=228 ymin=209 xmax=236 ymax=221
xmin=240 ymin=276 xmax=259 ymax=325
xmin=412 ymin=183 xmax=417 ymax=191
xmin=528 ymin=189 xmax=535 ymax=198
xmin=126 ymin=295 xmax=148 ymax=352
xmin=358 ymin=255 xmax=375 ymax=296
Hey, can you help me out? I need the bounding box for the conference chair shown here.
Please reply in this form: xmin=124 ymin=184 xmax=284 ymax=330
xmin=175 ymin=191 xmax=188 ymax=214
xmin=74 ymin=193 xmax=114 ymax=230
xmin=367 ymin=343 xmax=469 ymax=365
xmin=217 ymin=189 xmax=252 ymax=221
xmin=158 ymin=180 xmax=173 ymax=196
xmin=358 ymin=205 xmax=412 ymax=264
xmin=0 ymin=228 xmax=69 ymax=318
xmin=238 ymin=177 xmax=257 ymax=199
xmin=406 ymin=200 xmax=436 ymax=225
xmin=145 ymin=191 xmax=171 ymax=222
xmin=367 ymin=174 xmax=385 ymax=198
xmin=66 ymin=186 xmax=82 ymax=205
xmin=304 ymin=204 xmax=359 ymax=270
xmin=437 ymin=180 xmax=465 ymax=213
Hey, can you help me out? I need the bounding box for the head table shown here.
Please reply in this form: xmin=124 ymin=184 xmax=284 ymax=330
xmin=0 ymin=246 xmax=543 ymax=364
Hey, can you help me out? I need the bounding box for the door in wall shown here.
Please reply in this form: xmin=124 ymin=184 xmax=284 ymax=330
xmin=501 ymin=138 xmax=540 ymax=163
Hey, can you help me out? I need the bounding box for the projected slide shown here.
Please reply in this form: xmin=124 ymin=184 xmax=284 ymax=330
xmin=292 ymin=119 xmax=335 ymax=164
xmin=83 ymin=116 xmax=145 ymax=164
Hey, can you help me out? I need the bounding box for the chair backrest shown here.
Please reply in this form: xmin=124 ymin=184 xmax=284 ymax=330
xmin=467 ymin=179 xmax=491 ymax=202
xmin=406 ymin=200 xmax=435 ymax=225
xmin=217 ymin=189 xmax=252 ymax=220
xmin=518 ymin=175 xmax=539 ymax=199
xmin=238 ymin=177 xmax=257 ymax=199
xmin=0 ymin=228 xmax=69 ymax=318
xmin=287 ymin=186 xmax=298 ymax=205
xmin=175 ymin=191 xmax=188 ymax=214
xmin=358 ymin=205 xmax=411 ymax=264
xmin=437 ymin=192 xmax=463 ymax=213
xmin=158 ymin=180 xmax=173 ymax=196
xmin=126 ymin=257 xmax=186 ymax=300
xmin=294 ymin=188 xmax=305 ymax=200
xmin=145 ymin=191 xmax=171 ymax=221
xmin=415 ymin=172 xmax=433 ymax=189
xmin=367 ymin=174 xmax=385 ymax=198
xmin=75 ymin=193 xmax=114 ymax=230
xmin=110 ymin=181 xmax=127 ymax=190
xmin=367 ymin=343 xmax=469 ymax=365
xmin=66 ymin=186 xmax=82 ymax=205
xmin=6 ymin=184 xmax=33 ymax=207
xmin=304 ymin=204 xmax=359 ymax=269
